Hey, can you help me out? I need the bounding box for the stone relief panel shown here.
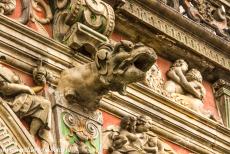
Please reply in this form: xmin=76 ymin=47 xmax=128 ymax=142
xmin=0 ymin=63 xmax=53 ymax=151
xmin=0 ymin=118 xmax=22 ymax=154
xmin=62 ymin=111 xmax=103 ymax=154
xmin=145 ymin=59 xmax=218 ymax=121
xmin=103 ymin=115 xmax=177 ymax=154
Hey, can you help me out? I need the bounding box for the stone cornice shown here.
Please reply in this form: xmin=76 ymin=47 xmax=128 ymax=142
xmin=115 ymin=0 xmax=230 ymax=81
xmin=0 ymin=15 xmax=91 ymax=84
xmin=101 ymin=83 xmax=230 ymax=154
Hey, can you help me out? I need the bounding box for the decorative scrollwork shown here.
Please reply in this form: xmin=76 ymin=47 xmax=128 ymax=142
xmin=0 ymin=0 xmax=16 ymax=15
xmin=85 ymin=120 xmax=99 ymax=139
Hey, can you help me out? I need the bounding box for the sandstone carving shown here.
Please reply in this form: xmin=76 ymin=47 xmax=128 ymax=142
xmin=164 ymin=59 xmax=215 ymax=119
xmin=18 ymin=0 xmax=52 ymax=36
xmin=53 ymin=0 xmax=115 ymax=51
xmin=0 ymin=64 xmax=53 ymax=150
xmin=57 ymin=40 xmax=157 ymax=111
xmin=0 ymin=0 xmax=16 ymax=15
xmin=181 ymin=0 xmax=230 ymax=38
xmin=103 ymin=115 xmax=177 ymax=154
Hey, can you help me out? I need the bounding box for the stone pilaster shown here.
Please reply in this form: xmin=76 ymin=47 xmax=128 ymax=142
xmin=213 ymin=79 xmax=230 ymax=128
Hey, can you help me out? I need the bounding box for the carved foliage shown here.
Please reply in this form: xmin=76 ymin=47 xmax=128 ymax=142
xmin=0 ymin=0 xmax=53 ymax=36
xmin=180 ymin=0 xmax=230 ymax=38
xmin=61 ymin=112 xmax=103 ymax=154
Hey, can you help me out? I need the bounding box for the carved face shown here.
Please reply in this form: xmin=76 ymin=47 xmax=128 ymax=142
xmin=173 ymin=59 xmax=188 ymax=73
xmin=96 ymin=41 xmax=157 ymax=94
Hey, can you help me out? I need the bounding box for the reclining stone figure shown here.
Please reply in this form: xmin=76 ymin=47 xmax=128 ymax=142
xmin=57 ymin=40 xmax=157 ymax=111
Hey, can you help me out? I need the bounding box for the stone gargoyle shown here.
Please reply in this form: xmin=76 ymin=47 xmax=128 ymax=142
xmin=57 ymin=40 xmax=157 ymax=111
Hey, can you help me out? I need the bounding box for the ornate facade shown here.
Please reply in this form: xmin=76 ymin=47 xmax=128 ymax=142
xmin=0 ymin=0 xmax=229 ymax=153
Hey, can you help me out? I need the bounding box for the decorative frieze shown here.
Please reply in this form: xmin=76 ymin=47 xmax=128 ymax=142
xmin=213 ymin=79 xmax=230 ymax=127
xmin=120 ymin=0 xmax=230 ymax=71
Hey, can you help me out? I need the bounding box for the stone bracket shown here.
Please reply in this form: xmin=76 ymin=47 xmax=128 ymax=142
xmin=64 ymin=22 xmax=109 ymax=56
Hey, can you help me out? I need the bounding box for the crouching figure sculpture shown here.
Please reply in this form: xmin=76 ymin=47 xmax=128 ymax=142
xmin=57 ymin=40 xmax=157 ymax=111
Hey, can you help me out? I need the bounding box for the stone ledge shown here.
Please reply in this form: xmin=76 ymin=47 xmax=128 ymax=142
xmin=101 ymin=83 xmax=230 ymax=153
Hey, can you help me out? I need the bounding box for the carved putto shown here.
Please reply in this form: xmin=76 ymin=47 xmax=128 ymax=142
xmin=0 ymin=64 xmax=53 ymax=151
xmin=103 ymin=115 xmax=177 ymax=154
xmin=57 ymin=40 xmax=157 ymax=111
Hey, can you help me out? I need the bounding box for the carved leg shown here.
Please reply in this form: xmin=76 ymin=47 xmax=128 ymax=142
xmin=29 ymin=118 xmax=43 ymax=141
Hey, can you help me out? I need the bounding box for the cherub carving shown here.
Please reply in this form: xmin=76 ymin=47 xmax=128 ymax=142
xmin=0 ymin=64 xmax=52 ymax=150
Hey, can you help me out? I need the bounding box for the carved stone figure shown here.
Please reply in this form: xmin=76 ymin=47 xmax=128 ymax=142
xmin=57 ymin=40 xmax=157 ymax=111
xmin=164 ymin=60 xmax=216 ymax=119
xmin=0 ymin=64 xmax=52 ymax=150
xmin=103 ymin=115 xmax=177 ymax=154
xmin=0 ymin=0 xmax=16 ymax=14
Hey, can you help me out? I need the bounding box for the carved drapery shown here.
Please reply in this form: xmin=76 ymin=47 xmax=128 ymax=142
xmin=0 ymin=64 xmax=53 ymax=151
xmin=213 ymin=79 xmax=230 ymax=127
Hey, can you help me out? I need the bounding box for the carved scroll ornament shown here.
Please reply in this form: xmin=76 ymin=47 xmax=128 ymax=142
xmin=53 ymin=0 xmax=115 ymax=42
xmin=57 ymin=40 xmax=157 ymax=111
xmin=0 ymin=0 xmax=52 ymax=36
xmin=103 ymin=115 xmax=177 ymax=154
xmin=0 ymin=0 xmax=16 ymax=15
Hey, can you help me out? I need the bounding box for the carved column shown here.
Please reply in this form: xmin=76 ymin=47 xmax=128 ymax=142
xmin=213 ymin=79 xmax=230 ymax=127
